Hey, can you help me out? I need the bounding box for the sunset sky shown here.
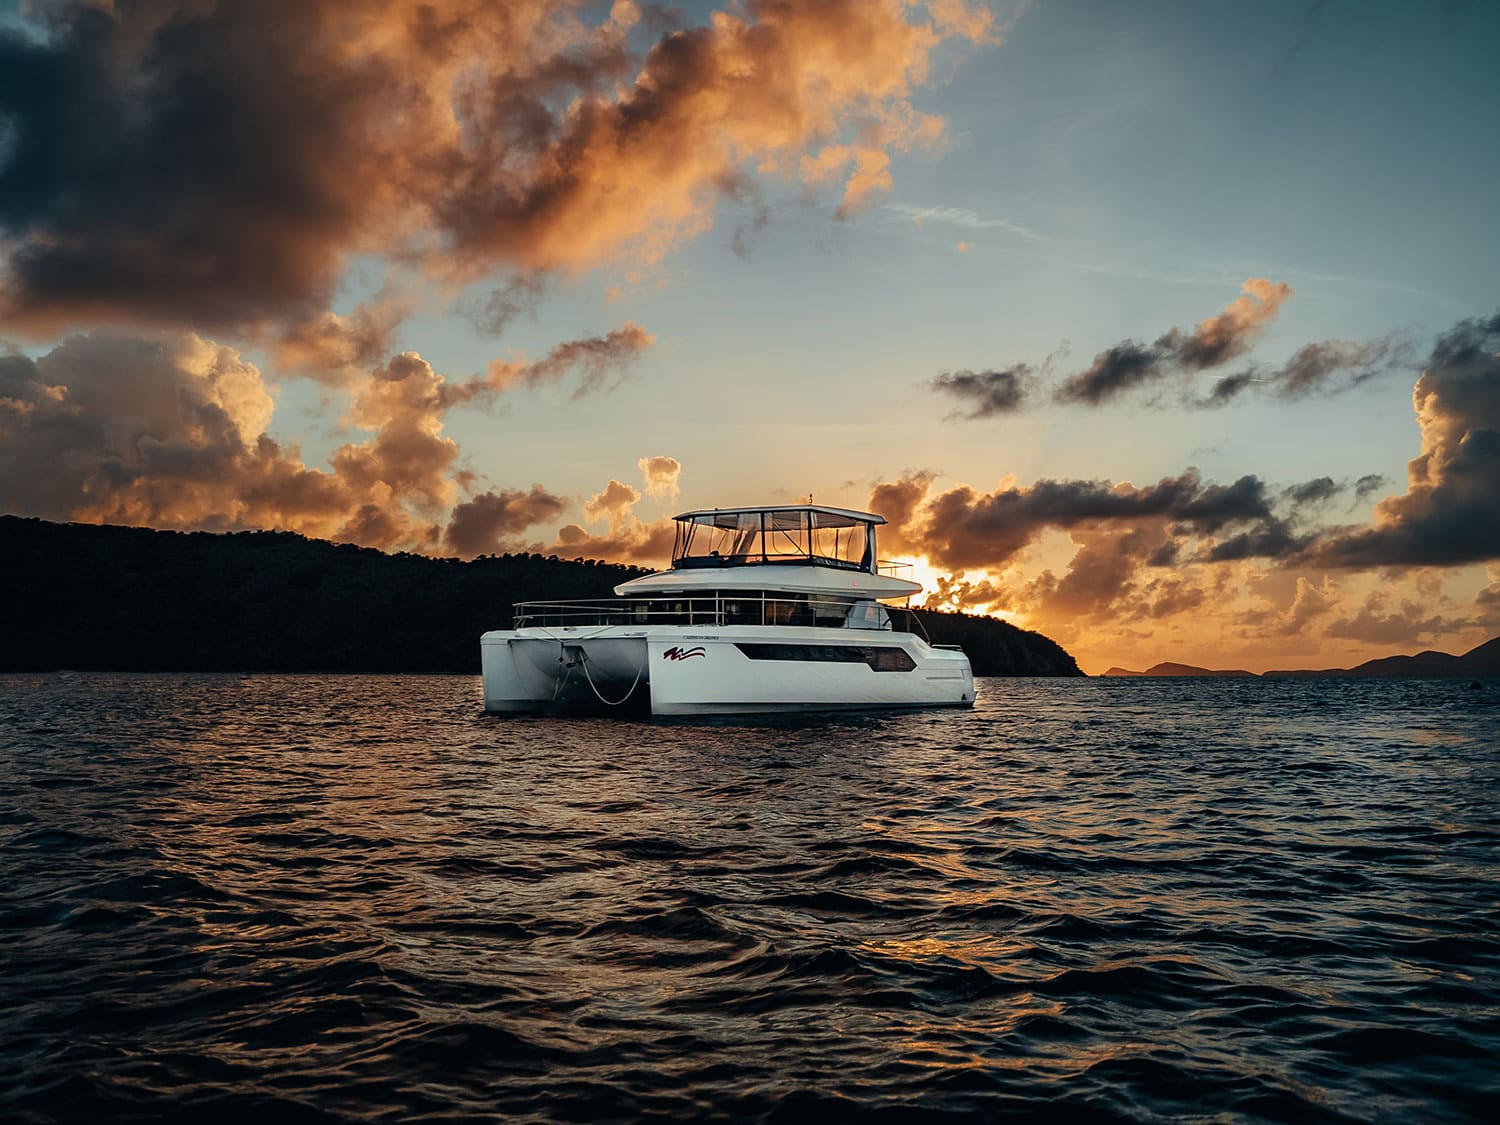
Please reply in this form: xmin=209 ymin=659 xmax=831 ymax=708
xmin=2 ymin=0 xmax=1498 ymax=673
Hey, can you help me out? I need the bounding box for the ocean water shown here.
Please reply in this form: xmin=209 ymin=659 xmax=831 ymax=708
xmin=1 ymin=674 xmax=1496 ymax=1123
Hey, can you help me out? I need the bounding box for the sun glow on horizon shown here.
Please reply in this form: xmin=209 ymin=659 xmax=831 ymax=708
xmin=888 ymin=556 xmax=1019 ymax=622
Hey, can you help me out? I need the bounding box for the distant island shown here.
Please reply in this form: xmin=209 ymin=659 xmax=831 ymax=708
xmin=0 ymin=516 xmax=1082 ymax=677
xmin=1103 ymin=662 xmax=1257 ymax=677
xmin=1104 ymin=639 xmax=1500 ymax=679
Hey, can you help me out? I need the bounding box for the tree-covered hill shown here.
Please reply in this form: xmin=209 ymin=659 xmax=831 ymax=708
xmin=904 ymin=607 xmax=1081 ymax=676
xmin=0 ymin=516 xmax=1082 ymax=676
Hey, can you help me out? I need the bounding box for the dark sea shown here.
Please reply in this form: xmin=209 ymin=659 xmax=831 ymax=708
xmin=1 ymin=674 xmax=1497 ymax=1123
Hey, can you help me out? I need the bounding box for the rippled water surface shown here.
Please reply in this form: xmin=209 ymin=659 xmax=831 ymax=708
xmin=2 ymin=674 xmax=1497 ymax=1122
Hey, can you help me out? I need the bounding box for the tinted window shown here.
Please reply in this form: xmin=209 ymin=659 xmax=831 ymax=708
xmin=734 ymin=643 xmax=916 ymax=672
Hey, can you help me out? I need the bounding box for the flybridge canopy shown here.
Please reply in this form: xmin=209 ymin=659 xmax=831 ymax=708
xmin=671 ymin=504 xmax=885 ymax=573
xmin=673 ymin=504 xmax=886 ymax=527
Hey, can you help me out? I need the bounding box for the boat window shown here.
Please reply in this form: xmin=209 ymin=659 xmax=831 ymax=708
xmin=673 ymin=509 xmax=876 ymax=571
xmin=733 ymin=643 xmax=917 ymax=672
xmin=845 ymin=601 xmax=891 ymax=630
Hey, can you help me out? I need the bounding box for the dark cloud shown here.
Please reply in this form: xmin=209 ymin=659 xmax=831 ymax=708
xmin=434 ymin=0 xmax=990 ymax=271
xmin=1055 ymin=341 xmax=1163 ymax=406
xmin=931 ymin=365 xmax=1032 ymax=417
xmin=445 ymin=486 xmax=567 ymax=558
xmin=272 ymin=299 xmax=410 ymax=385
xmin=1205 ymin=335 xmax=1410 ymax=406
xmin=0 ymin=1 xmax=992 ymax=336
xmin=551 ymin=518 xmax=677 ymax=567
xmin=1054 ymin=279 xmax=1291 ymax=406
xmin=465 ymin=275 xmax=549 ymax=338
xmin=1284 ymin=477 xmax=1340 ymax=506
xmin=1146 ymin=541 xmax=1180 ymax=567
xmin=1203 ymin=518 xmax=1306 ymax=562
xmin=1204 ymin=370 xmax=1258 ymax=407
xmin=480 ymin=322 xmax=655 ymax=399
xmin=868 ymin=470 xmax=938 ymax=556
xmin=1176 ymin=474 xmax=1277 ymax=534
xmin=1272 ymin=337 xmax=1404 ymax=396
xmin=1308 ymin=310 xmax=1500 ymax=567
xmin=0 ymin=1 xmax=423 ymax=332
xmin=880 ymin=467 xmax=1289 ymax=572
xmin=949 ymin=278 xmax=1404 ymax=413
xmin=1137 ymin=574 xmax=1208 ymax=621
xmin=1353 ymin=473 xmax=1388 ymax=504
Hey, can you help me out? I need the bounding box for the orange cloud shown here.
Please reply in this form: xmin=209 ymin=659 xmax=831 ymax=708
xmin=271 ymin=298 xmax=412 ymax=386
xmin=552 ymin=519 xmax=676 ymax=567
xmin=548 ymin=459 xmax=690 ymax=565
xmin=0 ymin=1 xmax=992 ymax=338
xmin=1176 ymin=277 xmax=1292 ymax=369
xmin=446 ymin=485 xmax=568 ymax=558
xmin=483 ymin=322 xmax=655 ymax=398
xmin=0 ymin=327 xmax=648 ymax=554
xmin=638 ymin=455 xmax=682 ymax=502
xmin=583 ymin=479 xmax=643 ymax=527
xmin=441 ymin=0 xmax=980 ymax=275
xmin=1051 ymin=278 xmax=1294 ymax=406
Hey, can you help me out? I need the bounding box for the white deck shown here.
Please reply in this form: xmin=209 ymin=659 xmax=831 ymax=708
xmin=615 ymin=564 xmax=919 ymax=600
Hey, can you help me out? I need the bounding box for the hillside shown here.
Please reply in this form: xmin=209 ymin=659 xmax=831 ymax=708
xmin=1103 ymin=662 xmax=1258 ymax=677
xmin=1099 ymin=638 xmax=1500 ymax=679
xmin=0 ymin=516 xmax=1082 ymax=676
xmin=1265 ymin=637 xmax=1500 ymax=678
xmin=908 ymin=609 xmax=1082 ymax=677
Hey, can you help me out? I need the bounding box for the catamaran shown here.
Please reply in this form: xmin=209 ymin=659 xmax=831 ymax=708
xmin=480 ymin=504 xmax=975 ymax=716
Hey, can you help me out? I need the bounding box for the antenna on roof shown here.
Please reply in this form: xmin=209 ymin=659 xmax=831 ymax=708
xmin=807 ymin=492 xmax=813 ymax=504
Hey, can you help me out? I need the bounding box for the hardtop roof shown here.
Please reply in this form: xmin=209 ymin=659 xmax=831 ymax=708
xmin=672 ymin=504 xmax=886 ymax=526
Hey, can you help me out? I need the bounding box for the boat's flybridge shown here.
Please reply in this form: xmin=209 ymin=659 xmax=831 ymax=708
xmin=511 ymin=505 xmax=922 ymax=628
xmin=672 ymin=505 xmax=878 ymax=572
xmin=606 ymin=504 xmax=921 ymax=604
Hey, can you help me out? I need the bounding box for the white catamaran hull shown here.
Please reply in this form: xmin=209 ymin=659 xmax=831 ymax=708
xmin=480 ymin=625 xmax=974 ymax=716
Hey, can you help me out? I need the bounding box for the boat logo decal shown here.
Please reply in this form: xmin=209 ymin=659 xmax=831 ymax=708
xmin=663 ymin=646 xmax=707 ymax=662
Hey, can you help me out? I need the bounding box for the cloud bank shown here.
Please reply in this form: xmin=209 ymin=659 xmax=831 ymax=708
xmin=932 ymin=277 xmax=1409 ymax=415
xmin=1310 ymin=311 xmax=1500 ymax=567
xmin=0 ymin=328 xmax=649 ymax=555
xmin=1055 ymin=278 xmax=1292 ymax=406
xmin=0 ymin=0 xmax=995 ymax=336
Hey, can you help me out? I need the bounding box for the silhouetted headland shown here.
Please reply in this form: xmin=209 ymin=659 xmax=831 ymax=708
xmin=1263 ymin=637 xmax=1500 ymax=678
xmin=1103 ymin=662 xmax=1258 ymax=678
xmin=1104 ymin=639 xmax=1500 ymax=679
xmin=0 ymin=516 xmax=1082 ymax=676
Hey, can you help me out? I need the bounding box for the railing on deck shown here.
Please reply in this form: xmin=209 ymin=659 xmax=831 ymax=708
xmin=512 ymin=595 xmax=929 ymax=637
